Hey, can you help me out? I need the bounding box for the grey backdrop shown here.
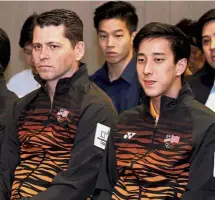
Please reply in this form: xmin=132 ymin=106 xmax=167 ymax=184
xmin=1 ymin=1 xmax=214 ymax=81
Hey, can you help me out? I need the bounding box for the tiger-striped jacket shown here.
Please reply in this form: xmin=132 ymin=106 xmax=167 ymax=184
xmin=0 ymin=64 xmax=117 ymax=200
xmin=93 ymin=83 xmax=215 ymax=200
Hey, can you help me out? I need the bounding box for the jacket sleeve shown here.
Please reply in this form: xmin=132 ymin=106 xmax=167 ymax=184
xmin=30 ymin=104 xmax=117 ymax=200
xmin=92 ymin=125 xmax=119 ymax=200
xmin=182 ymin=124 xmax=215 ymax=200
xmin=0 ymin=103 xmax=21 ymax=200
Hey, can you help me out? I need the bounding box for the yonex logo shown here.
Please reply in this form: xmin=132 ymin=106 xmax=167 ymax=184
xmin=124 ymin=132 xmax=136 ymax=139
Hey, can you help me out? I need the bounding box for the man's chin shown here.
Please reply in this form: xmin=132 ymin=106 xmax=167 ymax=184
xmin=105 ymin=58 xmax=120 ymax=65
xmin=209 ymin=62 xmax=215 ymax=70
xmin=38 ymin=75 xmax=53 ymax=81
xmin=144 ymin=91 xmax=161 ymax=98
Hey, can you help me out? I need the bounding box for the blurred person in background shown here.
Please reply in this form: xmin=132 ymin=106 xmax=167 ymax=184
xmin=7 ymin=13 xmax=40 ymax=98
xmin=176 ymin=18 xmax=205 ymax=76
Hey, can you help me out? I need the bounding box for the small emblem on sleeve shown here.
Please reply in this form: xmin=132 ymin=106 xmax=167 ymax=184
xmin=94 ymin=123 xmax=110 ymax=150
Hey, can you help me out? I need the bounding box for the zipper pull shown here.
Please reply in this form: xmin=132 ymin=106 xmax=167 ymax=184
xmin=154 ymin=116 xmax=159 ymax=129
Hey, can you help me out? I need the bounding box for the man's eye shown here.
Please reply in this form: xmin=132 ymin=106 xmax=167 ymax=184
xmin=50 ymin=45 xmax=60 ymax=49
xmin=137 ymin=58 xmax=145 ymax=64
xmin=202 ymin=39 xmax=210 ymax=45
xmin=155 ymin=58 xmax=164 ymax=63
xmin=33 ymin=45 xmax=41 ymax=50
xmin=24 ymin=49 xmax=32 ymax=55
xmin=99 ymin=35 xmax=107 ymax=39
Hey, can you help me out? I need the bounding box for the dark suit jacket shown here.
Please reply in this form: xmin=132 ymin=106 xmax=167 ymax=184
xmin=188 ymin=63 xmax=215 ymax=104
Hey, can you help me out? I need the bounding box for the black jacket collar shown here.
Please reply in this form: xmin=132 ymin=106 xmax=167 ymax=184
xmin=34 ymin=63 xmax=90 ymax=94
xmin=140 ymin=82 xmax=194 ymax=117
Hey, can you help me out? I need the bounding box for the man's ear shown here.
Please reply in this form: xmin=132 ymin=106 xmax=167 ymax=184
xmin=176 ymin=58 xmax=187 ymax=76
xmin=131 ymin=31 xmax=137 ymax=44
xmin=74 ymin=41 xmax=85 ymax=61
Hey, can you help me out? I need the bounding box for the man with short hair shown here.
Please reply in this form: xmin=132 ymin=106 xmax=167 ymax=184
xmin=93 ymin=22 xmax=215 ymax=200
xmin=7 ymin=13 xmax=40 ymax=98
xmin=0 ymin=9 xmax=116 ymax=200
xmin=189 ymin=9 xmax=215 ymax=112
xmin=90 ymin=1 xmax=143 ymax=113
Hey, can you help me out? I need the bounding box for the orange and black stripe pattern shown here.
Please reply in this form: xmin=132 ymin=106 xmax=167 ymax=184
xmin=112 ymin=106 xmax=193 ymax=199
xmin=11 ymin=91 xmax=80 ymax=199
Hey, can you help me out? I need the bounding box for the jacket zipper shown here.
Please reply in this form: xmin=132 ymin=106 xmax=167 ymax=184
xmin=138 ymin=115 xmax=158 ymax=200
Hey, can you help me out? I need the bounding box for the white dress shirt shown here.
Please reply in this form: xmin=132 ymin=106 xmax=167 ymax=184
xmin=205 ymin=78 xmax=215 ymax=112
xmin=7 ymin=69 xmax=40 ymax=98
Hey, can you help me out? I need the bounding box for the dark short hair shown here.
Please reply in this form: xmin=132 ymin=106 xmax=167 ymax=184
xmin=176 ymin=18 xmax=198 ymax=46
xmin=0 ymin=28 xmax=10 ymax=74
xmin=93 ymin=1 xmax=138 ymax=34
xmin=197 ymin=9 xmax=215 ymax=50
xmin=35 ymin=9 xmax=83 ymax=47
xmin=19 ymin=13 xmax=38 ymax=48
xmin=133 ymin=22 xmax=191 ymax=64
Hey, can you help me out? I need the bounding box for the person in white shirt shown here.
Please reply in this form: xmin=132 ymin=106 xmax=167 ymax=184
xmin=7 ymin=13 xmax=40 ymax=98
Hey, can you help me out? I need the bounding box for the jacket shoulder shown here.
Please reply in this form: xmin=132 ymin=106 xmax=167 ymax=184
xmin=115 ymin=105 xmax=142 ymax=125
xmin=185 ymin=99 xmax=215 ymax=124
xmin=183 ymin=99 xmax=215 ymax=149
xmin=83 ymin=81 xmax=116 ymax=111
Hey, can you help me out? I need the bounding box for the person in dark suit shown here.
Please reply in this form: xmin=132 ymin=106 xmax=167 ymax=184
xmin=176 ymin=18 xmax=205 ymax=76
xmin=189 ymin=9 xmax=215 ymax=112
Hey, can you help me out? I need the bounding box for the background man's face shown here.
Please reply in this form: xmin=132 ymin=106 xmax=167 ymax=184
xmin=23 ymin=43 xmax=34 ymax=67
xmin=202 ymin=20 xmax=215 ymax=69
xmin=97 ymin=18 xmax=134 ymax=65
xmin=188 ymin=44 xmax=205 ymax=73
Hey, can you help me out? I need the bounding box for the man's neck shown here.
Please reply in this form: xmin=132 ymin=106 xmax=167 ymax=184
xmin=46 ymin=80 xmax=57 ymax=104
xmin=46 ymin=64 xmax=79 ymax=104
xmin=151 ymin=96 xmax=161 ymax=116
xmin=150 ymin=79 xmax=182 ymax=115
xmin=107 ymin=51 xmax=133 ymax=82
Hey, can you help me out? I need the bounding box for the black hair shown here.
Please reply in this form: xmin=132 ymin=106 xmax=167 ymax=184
xmin=36 ymin=9 xmax=83 ymax=47
xmin=176 ymin=18 xmax=198 ymax=46
xmin=94 ymin=1 xmax=138 ymax=34
xmin=0 ymin=27 xmax=10 ymax=74
xmin=133 ymin=22 xmax=191 ymax=64
xmin=19 ymin=13 xmax=38 ymax=48
xmin=196 ymin=9 xmax=215 ymax=50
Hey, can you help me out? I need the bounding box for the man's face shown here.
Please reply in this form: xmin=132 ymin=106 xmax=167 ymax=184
xmin=97 ymin=18 xmax=134 ymax=65
xmin=202 ymin=20 xmax=215 ymax=69
xmin=23 ymin=43 xmax=34 ymax=67
xmin=32 ymin=25 xmax=82 ymax=82
xmin=188 ymin=44 xmax=205 ymax=73
xmin=137 ymin=38 xmax=185 ymax=98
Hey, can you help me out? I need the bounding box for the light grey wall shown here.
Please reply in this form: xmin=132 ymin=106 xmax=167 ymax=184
xmin=1 ymin=1 xmax=214 ymax=81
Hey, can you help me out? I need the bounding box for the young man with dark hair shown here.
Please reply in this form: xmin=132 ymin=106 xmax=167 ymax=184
xmin=189 ymin=9 xmax=215 ymax=112
xmin=93 ymin=22 xmax=215 ymax=200
xmin=0 ymin=9 xmax=116 ymax=200
xmin=7 ymin=13 xmax=40 ymax=98
xmin=0 ymin=27 xmax=18 ymax=116
xmin=176 ymin=18 xmax=205 ymax=75
xmin=90 ymin=1 xmax=143 ymax=113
